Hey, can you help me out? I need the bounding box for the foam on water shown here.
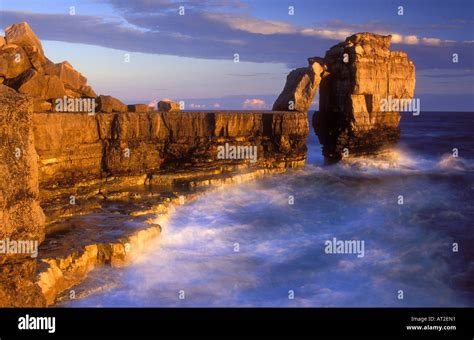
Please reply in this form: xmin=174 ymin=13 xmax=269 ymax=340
xmin=68 ymin=112 xmax=474 ymax=307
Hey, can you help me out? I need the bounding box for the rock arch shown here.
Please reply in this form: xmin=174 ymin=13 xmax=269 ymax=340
xmin=273 ymin=32 xmax=416 ymax=161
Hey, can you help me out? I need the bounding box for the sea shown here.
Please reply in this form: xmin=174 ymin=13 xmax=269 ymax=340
xmin=67 ymin=111 xmax=474 ymax=307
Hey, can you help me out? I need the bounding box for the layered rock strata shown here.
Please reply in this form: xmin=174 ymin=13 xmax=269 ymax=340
xmin=314 ymin=33 xmax=415 ymax=160
xmin=273 ymin=32 xmax=416 ymax=160
xmin=34 ymin=110 xmax=308 ymax=193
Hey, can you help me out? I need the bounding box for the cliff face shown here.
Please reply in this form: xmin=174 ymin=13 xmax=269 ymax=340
xmin=33 ymin=111 xmax=308 ymax=190
xmin=313 ymin=33 xmax=415 ymax=160
xmin=0 ymin=86 xmax=46 ymax=306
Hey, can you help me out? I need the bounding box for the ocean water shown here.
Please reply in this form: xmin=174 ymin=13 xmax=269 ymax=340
xmin=68 ymin=112 xmax=474 ymax=307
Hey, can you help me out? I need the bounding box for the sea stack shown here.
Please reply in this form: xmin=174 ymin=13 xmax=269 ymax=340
xmin=273 ymin=32 xmax=416 ymax=161
xmin=313 ymin=33 xmax=416 ymax=160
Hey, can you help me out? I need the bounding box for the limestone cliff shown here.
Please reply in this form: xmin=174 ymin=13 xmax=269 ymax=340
xmin=33 ymin=111 xmax=309 ymax=190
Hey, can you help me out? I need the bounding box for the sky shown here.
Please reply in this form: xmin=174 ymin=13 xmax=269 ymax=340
xmin=0 ymin=0 xmax=473 ymax=111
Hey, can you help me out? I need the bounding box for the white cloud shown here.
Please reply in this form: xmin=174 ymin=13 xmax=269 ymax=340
xmin=300 ymin=28 xmax=352 ymax=41
xmin=206 ymin=13 xmax=296 ymax=35
xmin=404 ymin=35 xmax=419 ymax=45
xmin=242 ymin=98 xmax=267 ymax=109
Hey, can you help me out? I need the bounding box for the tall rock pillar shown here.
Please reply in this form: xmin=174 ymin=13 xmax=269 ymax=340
xmin=0 ymin=86 xmax=46 ymax=306
xmin=313 ymin=33 xmax=416 ymax=160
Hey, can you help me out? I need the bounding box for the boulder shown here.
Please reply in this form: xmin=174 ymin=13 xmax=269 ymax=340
xmin=79 ymin=85 xmax=97 ymax=98
xmin=5 ymin=22 xmax=44 ymax=55
xmin=43 ymin=75 xmax=66 ymax=100
xmin=158 ymin=100 xmax=180 ymax=112
xmin=272 ymin=60 xmax=326 ymax=112
xmin=128 ymin=104 xmax=149 ymax=112
xmin=97 ymin=95 xmax=127 ymax=113
xmin=1 ymin=22 xmax=98 ymax=103
xmin=0 ymin=44 xmax=32 ymax=79
xmin=22 ymin=45 xmax=49 ymax=73
xmin=55 ymin=61 xmax=87 ymax=90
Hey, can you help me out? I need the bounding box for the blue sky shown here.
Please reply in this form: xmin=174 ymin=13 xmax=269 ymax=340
xmin=0 ymin=0 xmax=473 ymax=110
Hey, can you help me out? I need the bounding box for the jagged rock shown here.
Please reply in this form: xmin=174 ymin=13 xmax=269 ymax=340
xmin=22 ymin=45 xmax=49 ymax=73
xmin=97 ymin=95 xmax=127 ymax=113
xmin=0 ymin=44 xmax=32 ymax=79
xmin=54 ymin=61 xmax=87 ymax=90
xmin=0 ymin=36 xmax=5 ymax=48
xmin=1 ymin=22 xmax=98 ymax=103
xmin=128 ymin=104 xmax=149 ymax=112
xmin=79 ymin=85 xmax=97 ymax=98
xmin=5 ymin=68 xmax=46 ymax=97
xmin=272 ymin=61 xmax=326 ymax=112
xmin=313 ymin=32 xmax=415 ymax=160
xmin=5 ymin=22 xmax=44 ymax=55
xmin=158 ymin=100 xmax=180 ymax=112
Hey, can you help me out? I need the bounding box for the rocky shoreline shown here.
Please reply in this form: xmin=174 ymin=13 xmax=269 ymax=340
xmin=0 ymin=22 xmax=416 ymax=307
xmin=37 ymin=165 xmax=289 ymax=306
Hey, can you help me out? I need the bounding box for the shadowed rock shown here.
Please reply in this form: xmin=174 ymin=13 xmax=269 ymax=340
xmin=128 ymin=104 xmax=149 ymax=112
xmin=158 ymin=100 xmax=180 ymax=112
xmin=97 ymin=95 xmax=127 ymax=113
xmin=272 ymin=59 xmax=327 ymax=112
